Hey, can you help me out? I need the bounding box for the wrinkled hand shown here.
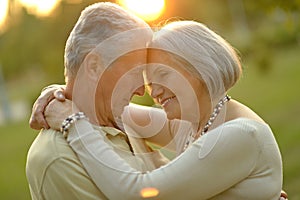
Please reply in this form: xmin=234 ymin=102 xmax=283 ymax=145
xmin=44 ymin=99 xmax=79 ymax=131
xmin=29 ymin=84 xmax=66 ymax=130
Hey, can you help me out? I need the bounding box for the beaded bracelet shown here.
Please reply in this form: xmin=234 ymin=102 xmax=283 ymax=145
xmin=61 ymin=112 xmax=87 ymax=138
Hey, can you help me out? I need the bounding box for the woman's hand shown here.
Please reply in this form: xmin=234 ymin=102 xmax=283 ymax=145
xmin=29 ymin=84 xmax=66 ymax=130
xmin=44 ymin=99 xmax=80 ymax=131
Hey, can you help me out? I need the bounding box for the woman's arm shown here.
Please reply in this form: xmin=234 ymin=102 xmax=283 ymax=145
xmin=30 ymin=86 xmax=174 ymax=147
xmin=122 ymin=103 xmax=173 ymax=147
xmin=66 ymin=118 xmax=261 ymax=200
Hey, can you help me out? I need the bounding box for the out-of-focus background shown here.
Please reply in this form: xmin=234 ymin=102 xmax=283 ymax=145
xmin=0 ymin=0 xmax=299 ymax=199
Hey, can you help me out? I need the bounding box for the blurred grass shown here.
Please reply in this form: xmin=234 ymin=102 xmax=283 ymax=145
xmin=0 ymin=120 xmax=38 ymax=200
xmin=0 ymin=44 xmax=299 ymax=199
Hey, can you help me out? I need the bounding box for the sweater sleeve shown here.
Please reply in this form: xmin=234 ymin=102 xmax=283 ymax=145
xmin=67 ymin=119 xmax=260 ymax=200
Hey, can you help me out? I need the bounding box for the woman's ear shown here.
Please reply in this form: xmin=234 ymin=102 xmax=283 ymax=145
xmin=83 ymin=52 xmax=103 ymax=81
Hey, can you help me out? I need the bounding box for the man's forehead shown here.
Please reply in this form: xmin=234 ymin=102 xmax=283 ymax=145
xmin=111 ymin=49 xmax=147 ymax=63
xmin=93 ymin=28 xmax=152 ymax=69
xmin=106 ymin=49 xmax=147 ymax=72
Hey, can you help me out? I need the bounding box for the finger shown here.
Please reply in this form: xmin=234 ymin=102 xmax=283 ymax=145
xmin=29 ymin=115 xmax=43 ymax=130
xmin=39 ymin=117 xmax=50 ymax=129
xmin=34 ymin=103 xmax=51 ymax=129
xmin=29 ymin=113 xmax=50 ymax=130
xmin=29 ymin=99 xmax=51 ymax=130
xmin=54 ymin=89 xmax=66 ymax=102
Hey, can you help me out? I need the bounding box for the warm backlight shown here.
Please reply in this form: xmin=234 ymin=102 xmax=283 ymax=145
xmin=117 ymin=0 xmax=165 ymax=22
xmin=19 ymin=0 xmax=59 ymax=16
xmin=0 ymin=0 xmax=8 ymax=30
xmin=140 ymin=187 xmax=159 ymax=198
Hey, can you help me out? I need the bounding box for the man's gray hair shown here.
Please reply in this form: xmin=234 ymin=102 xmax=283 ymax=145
xmin=64 ymin=2 xmax=149 ymax=79
xmin=150 ymin=21 xmax=242 ymax=100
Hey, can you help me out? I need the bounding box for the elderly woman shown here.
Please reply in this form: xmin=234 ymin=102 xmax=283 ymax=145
xmin=31 ymin=21 xmax=284 ymax=199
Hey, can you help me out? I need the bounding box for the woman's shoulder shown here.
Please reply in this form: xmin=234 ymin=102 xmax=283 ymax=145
xmin=221 ymin=117 xmax=277 ymax=147
xmin=195 ymin=118 xmax=264 ymax=160
xmin=226 ymin=99 xmax=265 ymax=124
xmin=223 ymin=117 xmax=270 ymax=132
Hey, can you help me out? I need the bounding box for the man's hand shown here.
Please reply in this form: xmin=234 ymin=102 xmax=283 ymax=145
xmin=29 ymin=84 xmax=66 ymax=130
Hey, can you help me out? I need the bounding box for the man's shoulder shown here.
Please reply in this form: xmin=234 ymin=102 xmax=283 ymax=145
xmin=26 ymin=129 xmax=105 ymax=200
xmin=27 ymin=129 xmax=77 ymax=168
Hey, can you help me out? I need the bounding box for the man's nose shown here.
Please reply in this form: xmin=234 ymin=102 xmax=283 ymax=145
xmin=133 ymin=85 xmax=145 ymax=96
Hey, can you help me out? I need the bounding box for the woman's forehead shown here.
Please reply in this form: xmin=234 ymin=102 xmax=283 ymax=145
xmin=146 ymin=50 xmax=195 ymax=74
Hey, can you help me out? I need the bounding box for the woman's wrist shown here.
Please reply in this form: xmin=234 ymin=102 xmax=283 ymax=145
xmin=61 ymin=112 xmax=87 ymax=138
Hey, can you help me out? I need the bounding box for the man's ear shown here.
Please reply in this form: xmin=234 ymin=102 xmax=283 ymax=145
xmin=83 ymin=52 xmax=103 ymax=81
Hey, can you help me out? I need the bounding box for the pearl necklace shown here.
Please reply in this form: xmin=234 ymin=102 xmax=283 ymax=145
xmin=183 ymin=95 xmax=231 ymax=151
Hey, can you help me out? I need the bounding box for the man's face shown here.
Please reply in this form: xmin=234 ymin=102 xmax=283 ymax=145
xmin=96 ymin=49 xmax=147 ymax=121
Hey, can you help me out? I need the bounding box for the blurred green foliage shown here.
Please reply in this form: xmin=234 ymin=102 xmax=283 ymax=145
xmin=0 ymin=0 xmax=102 ymax=81
xmin=0 ymin=0 xmax=299 ymax=199
xmin=0 ymin=0 xmax=299 ymax=82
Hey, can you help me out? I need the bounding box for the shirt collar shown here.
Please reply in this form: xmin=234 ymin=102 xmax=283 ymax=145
xmin=92 ymin=124 xmax=125 ymax=137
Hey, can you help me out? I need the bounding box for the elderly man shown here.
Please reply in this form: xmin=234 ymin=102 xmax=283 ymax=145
xmin=26 ymin=2 xmax=168 ymax=200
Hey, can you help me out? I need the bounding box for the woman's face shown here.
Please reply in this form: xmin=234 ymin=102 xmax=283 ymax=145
xmin=146 ymin=49 xmax=207 ymax=123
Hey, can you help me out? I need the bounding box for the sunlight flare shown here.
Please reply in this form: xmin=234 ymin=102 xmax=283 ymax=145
xmin=19 ymin=0 xmax=59 ymax=16
xmin=0 ymin=0 xmax=9 ymax=29
xmin=140 ymin=187 xmax=159 ymax=198
xmin=117 ymin=0 xmax=165 ymax=22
